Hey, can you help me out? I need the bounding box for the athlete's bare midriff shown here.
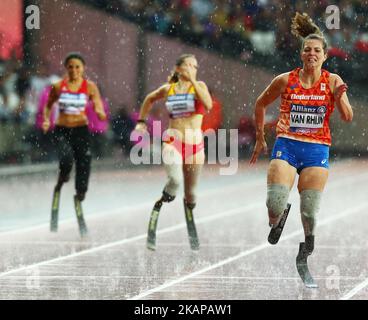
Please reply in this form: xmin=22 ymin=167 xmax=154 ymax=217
xmin=56 ymin=113 xmax=88 ymax=128
xmin=167 ymin=114 xmax=203 ymax=144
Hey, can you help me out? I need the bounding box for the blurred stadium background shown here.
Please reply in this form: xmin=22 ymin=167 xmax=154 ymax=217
xmin=0 ymin=0 xmax=367 ymax=166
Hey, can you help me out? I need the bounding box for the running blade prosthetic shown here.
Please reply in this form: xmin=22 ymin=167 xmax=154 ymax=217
xmin=296 ymin=242 xmax=318 ymax=288
xmin=184 ymin=200 xmax=199 ymax=250
xmin=50 ymin=188 xmax=61 ymax=232
xmin=268 ymin=203 xmax=291 ymax=245
xmin=74 ymin=195 xmax=88 ymax=237
xmin=147 ymin=200 xmax=163 ymax=251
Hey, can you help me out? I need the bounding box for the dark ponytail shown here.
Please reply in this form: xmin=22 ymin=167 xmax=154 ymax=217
xmin=64 ymin=52 xmax=86 ymax=67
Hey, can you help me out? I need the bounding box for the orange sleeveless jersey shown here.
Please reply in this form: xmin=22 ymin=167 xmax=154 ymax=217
xmin=276 ymin=68 xmax=335 ymax=146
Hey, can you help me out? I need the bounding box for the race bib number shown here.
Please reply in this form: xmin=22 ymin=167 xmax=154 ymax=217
xmin=289 ymin=104 xmax=326 ymax=133
xmin=166 ymin=94 xmax=195 ymax=118
xmin=58 ymin=92 xmax=88 ymax=115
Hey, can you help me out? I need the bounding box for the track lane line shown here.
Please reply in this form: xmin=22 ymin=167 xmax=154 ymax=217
xmin=129 ymin=202 xmax=368 ymax=299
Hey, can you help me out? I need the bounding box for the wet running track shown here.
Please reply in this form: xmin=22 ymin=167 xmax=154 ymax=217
xmin=0 ymin=159 xmax=367 ymax=300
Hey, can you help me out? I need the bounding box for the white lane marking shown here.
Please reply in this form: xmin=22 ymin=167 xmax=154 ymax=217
xmin=0 ymin=202 xmax=154 ymax=236
xmin=129 ymin=202 xmax=368 ymax=300
xmin=0 ymin=202 xmax=264 ymax=278
xmin=341 ymin=278 xmax=368 ymax=300
xmin=0 ymin=178 xmax=265 ymax=236
xmin=0 ymin=170 xmax=365 ymax=278
xmin=2 ymin=168 xmax=367 ymax=236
